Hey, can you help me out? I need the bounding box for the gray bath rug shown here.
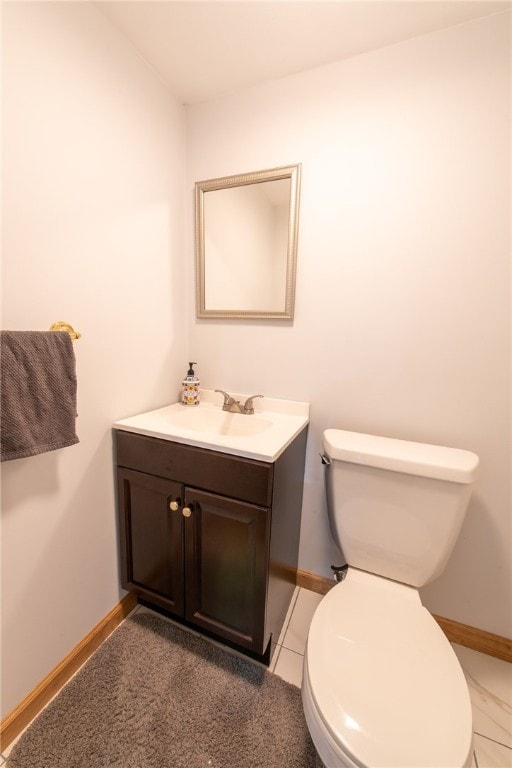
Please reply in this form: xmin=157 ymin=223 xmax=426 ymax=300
xmin=7 ymin=611 xmax=323 ymax=768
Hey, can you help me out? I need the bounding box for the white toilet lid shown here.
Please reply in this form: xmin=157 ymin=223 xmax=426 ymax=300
xmin=305 ymin=569 xmax=473 ymax=768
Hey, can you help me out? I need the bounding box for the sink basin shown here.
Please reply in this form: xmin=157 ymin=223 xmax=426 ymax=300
xmin=113 ymin=390 xmax=310 ymax=462
xmin=166 ymin=406 xmax=272 ymax=437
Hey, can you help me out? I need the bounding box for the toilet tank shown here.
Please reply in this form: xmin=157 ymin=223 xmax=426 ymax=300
xmin=323 ymin=429 xmax=479 ymax=588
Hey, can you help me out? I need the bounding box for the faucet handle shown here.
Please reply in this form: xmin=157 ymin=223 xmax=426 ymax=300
xmin=243 ymin=394 xmax=264 ymax=414
xmin=215 ymin=389 xmax=240 ymax=411
xmin=215 ymin=389 xmax=231 ymax=405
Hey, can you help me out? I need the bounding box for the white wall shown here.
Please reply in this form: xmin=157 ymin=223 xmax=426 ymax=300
xmin=186 ymin=12 xmax=511 ymax=638
xmin=1 ymin=2 xmax=187 ymax=716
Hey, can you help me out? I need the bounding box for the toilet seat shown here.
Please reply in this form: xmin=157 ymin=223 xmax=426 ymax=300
xmin=303 ymin=568 xmax=473 ymax=768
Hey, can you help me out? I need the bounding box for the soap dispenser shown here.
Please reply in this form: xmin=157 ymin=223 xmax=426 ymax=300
xmin=182 ymin=362 xmax=200 ymax=407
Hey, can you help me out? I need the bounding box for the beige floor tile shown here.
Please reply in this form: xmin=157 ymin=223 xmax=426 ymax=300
xmin=453 ymin=644 xmax=512 ymax=748
xmin=282 ymin=588 xmax=324 ymax=655
xmin=273 ymin=647 xmax=304 ymax=688
xmin=474 ymin=734 xmax=512 ymax=767
xmin=268 ymin=641 xmax=280 ymax=672
xmin=276 ymin=586 xmax=300 ymax=646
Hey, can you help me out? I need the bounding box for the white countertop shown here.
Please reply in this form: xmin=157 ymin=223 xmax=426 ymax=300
xmin=113 ymin=389 xmax=310 ymax=462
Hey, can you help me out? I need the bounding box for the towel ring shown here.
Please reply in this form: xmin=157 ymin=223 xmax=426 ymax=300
xmin=49 ymin=321 xmax=81 ymax=341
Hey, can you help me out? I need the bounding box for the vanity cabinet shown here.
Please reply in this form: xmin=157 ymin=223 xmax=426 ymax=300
xmin=114 ymin=427 xmax=307 ymax=661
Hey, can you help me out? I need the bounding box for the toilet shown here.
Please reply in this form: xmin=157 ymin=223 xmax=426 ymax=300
xmin=302 ymin=429 xmax=479 ymax=768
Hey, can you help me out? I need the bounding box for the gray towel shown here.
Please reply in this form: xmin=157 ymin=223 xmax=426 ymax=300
xmin=1 ymin=331 xmax=79 ymax=462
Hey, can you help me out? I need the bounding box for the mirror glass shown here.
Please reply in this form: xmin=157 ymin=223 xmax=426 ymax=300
xmin=195 ymin=164 xmax=301 ymax=319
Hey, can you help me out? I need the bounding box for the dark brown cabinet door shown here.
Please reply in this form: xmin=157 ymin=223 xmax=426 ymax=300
xmin=183 ymin=488 xmax=270 ymax=654
xmin=117 ymin=468 xmax=184 ymax=615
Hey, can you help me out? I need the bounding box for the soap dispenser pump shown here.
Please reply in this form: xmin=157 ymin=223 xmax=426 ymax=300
xmin=182 ymin=362 xmax=200 ymax=407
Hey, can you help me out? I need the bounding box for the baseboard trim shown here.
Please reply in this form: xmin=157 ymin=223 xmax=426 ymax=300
xmin=296 ymin=567 xmax=337 ymax=595
xmin=296 ymin=569 xmax=511 ymax=663
xmin=432 ymin=614 xmax=512 ymax=663
xmin=0 ymin=592 xmax=137 ymax=751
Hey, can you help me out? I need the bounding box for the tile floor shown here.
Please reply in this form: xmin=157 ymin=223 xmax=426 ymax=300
xmin=2 ymin=588 xmax=511 ymax=767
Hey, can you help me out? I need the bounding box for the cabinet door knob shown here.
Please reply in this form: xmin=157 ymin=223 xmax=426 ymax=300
xmin=182 ymin=506 xmax=192 ymax=518
xmin=169 ymin=500 xmax=179 ymax=512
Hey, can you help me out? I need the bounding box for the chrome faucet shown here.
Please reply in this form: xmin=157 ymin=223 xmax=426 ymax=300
xmin=215 ymin=390 xmax=263 ymax=415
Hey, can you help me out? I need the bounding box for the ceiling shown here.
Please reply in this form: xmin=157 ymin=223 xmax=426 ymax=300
xmin=96 ymin=1 xmax=510 ymax=104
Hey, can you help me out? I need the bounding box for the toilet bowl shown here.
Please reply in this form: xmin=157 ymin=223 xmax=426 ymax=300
xmin=303 ymin=569 xmax=473 ymax=768
xmin=302 ymin=429 xmax=479 ymax=768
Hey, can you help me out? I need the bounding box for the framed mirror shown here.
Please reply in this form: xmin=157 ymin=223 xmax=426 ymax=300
xmin=195 ymin=164 xmax=301 ymax=319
